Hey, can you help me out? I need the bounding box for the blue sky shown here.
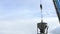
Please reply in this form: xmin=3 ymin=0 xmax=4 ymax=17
xmin=0 ymin=0 xmax=60 ymax=34
xmin=0 ymin=0 xmax=57 ymax=19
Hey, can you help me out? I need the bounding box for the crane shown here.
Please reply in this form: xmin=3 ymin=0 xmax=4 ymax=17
xmin=37 ymin=0 xmax=48 ymax=34
xmin=37 ymin=0 xmax=60 ymax=34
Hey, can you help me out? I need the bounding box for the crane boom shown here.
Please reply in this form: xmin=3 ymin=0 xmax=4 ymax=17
xmin=53 ymin=0 xmax=60 ymax=23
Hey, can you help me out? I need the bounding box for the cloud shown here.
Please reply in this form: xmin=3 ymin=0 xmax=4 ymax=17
xmin=51 ymin=26 xmax=60 ymax=34
xmin=0 ymin=0 xmax=57 ymax=19
xmin=0 ymin=17 xmax=59 ymax=34
xmin=0 ymin=0 xmax=59 ymax=34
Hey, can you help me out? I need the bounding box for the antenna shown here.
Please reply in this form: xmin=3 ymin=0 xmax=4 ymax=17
xmin=40 ymin=0 xmax=43 ymax=22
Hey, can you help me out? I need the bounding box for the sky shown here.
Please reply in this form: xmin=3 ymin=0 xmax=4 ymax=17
xmin=0 ymin=0 xmax=60 ymax=34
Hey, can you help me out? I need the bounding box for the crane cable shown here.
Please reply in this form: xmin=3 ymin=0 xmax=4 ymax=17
xmin=40 ymin=0 xmax=43 ymax=22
